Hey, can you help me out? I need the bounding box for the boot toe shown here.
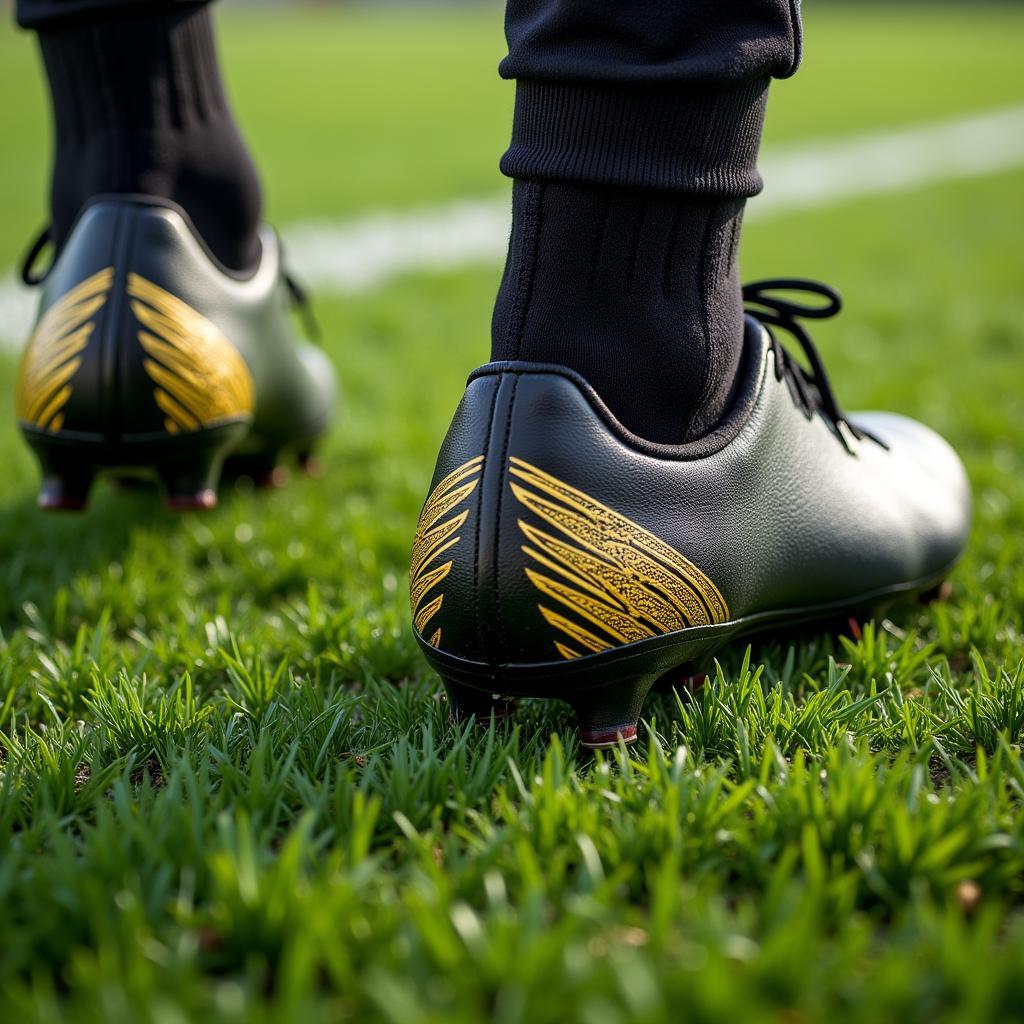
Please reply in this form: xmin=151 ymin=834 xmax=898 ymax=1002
xmin=852 ymin=411 xmax=972 ymax=580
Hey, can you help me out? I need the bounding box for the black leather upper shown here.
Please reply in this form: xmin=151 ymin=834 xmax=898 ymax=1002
xmin=18 ymin=196 xmax=335 ymax=454
xmin=412 ymin=318 xmax=971 ymax=672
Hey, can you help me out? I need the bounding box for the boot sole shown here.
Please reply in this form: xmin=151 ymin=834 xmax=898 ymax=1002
xmin=419 ymin=560 xmax=960 ymax=749
xmin=22 ymin=420 xmax=249 ymax=512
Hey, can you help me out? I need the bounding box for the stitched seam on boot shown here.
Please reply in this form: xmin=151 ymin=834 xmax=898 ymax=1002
xmin=473 ymin=380 xmax=501 ymax=663
xmin=492 ymin=375 xmax=520 ymax=667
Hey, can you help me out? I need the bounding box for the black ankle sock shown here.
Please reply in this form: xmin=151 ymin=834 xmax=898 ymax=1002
xmin=491 ymin=180 xmax=746 ymax=444
xmin=38 ymin=6 xmax=262 ymax=272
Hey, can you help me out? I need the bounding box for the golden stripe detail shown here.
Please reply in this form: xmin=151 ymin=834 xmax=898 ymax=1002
xmin=539 ymin=606 xmax=613 ymax=656
xmin=410 ymin=456 xmax=484 ymax=648
xmin=509 ymin=457 xmax=728 ymax=660
xmin=414 ymin=593 xmax=445 ymax=635
xmin=127 ymin=274 xmax=254 ymax=432
xmin=16 ymin=268 xmax=114 ymax=432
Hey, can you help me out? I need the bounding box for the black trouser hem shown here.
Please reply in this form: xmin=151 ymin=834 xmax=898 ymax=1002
xmin=500 ymin=76 xmax=770 ymax=198
xmin=17 ymin=0 xmax=208 ymax=31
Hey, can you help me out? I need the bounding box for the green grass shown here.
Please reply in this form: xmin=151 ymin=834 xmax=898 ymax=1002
xmin=2 ymin=5 xmax=1024 ymax=1022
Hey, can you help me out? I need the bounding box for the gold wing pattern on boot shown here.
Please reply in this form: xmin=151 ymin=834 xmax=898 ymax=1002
xmin=15 ymin=267 xmax=115 ymax=433
xmin=509 ymin=457 xmax=729 ymax=660
xmin=127 ymin=273 xmax=255 ymax=434
xmin=410 ymin=456 xmax=484 ymax=648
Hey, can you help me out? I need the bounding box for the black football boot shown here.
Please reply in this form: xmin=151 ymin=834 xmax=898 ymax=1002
xmin=410 ymin=281 xmax=971 ymax=748
xmin=15 ymin=196 xmax=336 ymax=511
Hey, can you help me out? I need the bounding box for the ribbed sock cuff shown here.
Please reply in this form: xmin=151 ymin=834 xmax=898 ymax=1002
xmin=500 ymin=77 xmax=770 ymax=198
xmin=38 ymin=6 xmax=228 ymax=149
xmin=37 ymin=3 xmax=262 ymax=271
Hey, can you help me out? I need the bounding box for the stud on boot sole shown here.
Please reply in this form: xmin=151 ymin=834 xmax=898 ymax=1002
xmin=568 ymin=675 xmax=656 ymax=750
xmin=30 ymin=443 xmax=97 ymax=512
xmin=38 ymin=467 xmax=96 ymax=512
xmin=130 ymin=421 xmax=248 ymax=511
xmin=157 ymin=450 xmax=226 ymax=511
xmin=443 ymin=680 xmax=517 ymax=725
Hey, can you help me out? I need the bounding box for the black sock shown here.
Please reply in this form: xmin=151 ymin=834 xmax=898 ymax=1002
xmin=491 ymin=180 xmax=746 ymax=444
xmin=37 ymin=5 xmax=262 ymax=272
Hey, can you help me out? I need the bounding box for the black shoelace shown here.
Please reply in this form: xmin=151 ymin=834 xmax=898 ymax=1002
xmin=19 ymin=222 xmax=322 ymax=343
xmin=283 ymin=267 xmax=322 ymax=343
xmin=20 ymin=225 xmax=53 ymax=286
xmin=743 ymin=278 xmax=873 ymax=449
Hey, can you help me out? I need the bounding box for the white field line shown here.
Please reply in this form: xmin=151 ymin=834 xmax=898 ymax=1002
xmin=2 ymin=104 xmax=1023 ymax=352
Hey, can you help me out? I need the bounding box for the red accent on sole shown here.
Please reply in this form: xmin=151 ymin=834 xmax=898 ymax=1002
xmin=166 ymin=489 xmax=218 ymax=511
xmin=579 ymin=724 xmax=639 ymax=750
xmin=38 ymin=493 xmax=88 ymax=512
xmin=38 ymin=472 xmax=94 ymax=511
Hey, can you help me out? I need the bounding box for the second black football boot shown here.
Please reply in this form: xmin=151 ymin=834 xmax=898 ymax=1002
xmin=16 ymin=196 xmax=337 ymax=511
xmin=410 ymin=281 xmax=971 ymax=748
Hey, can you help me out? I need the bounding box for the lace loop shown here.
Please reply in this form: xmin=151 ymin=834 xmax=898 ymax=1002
xmin=283 ymin=269 xmax=322 ymax=343
xmin=743 ymin=277 xmax=866 ymax=447
xmin=278 ymin=236 xmax=322 ymax=343
xmin=742 ymin=278 xmax=842 ymax=322
xmin=20 ymin=225 xmax=54 ymax=286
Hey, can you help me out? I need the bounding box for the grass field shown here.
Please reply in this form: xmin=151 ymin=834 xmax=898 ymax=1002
xmin=2 ymin=4 xmax=1024 ymax=1021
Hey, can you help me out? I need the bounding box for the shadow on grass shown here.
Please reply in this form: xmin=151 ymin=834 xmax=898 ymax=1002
xmin=0 ymin=479 xmax=181 ymax=631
